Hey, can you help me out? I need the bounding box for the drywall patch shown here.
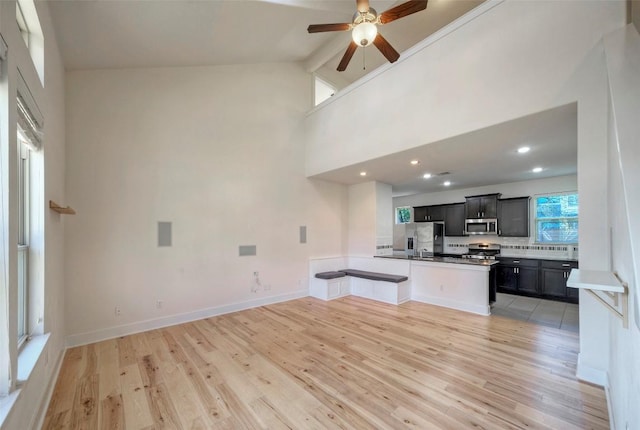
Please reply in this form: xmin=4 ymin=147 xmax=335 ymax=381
xmin=158 ymin=222 xmax=172 ymax=247
xmin=239 ymin=245 xmax=256 ymax=256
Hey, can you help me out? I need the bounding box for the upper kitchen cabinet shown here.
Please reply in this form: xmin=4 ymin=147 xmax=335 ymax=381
xmin=413 ymin=205 xmax=445 ymax=222
xmin=465 ymin=194 xmax=500 ymax=219
xmin=498 ymin=197 xmax=530 ymax=237
xmin=444 ymin=203 xmax=466 ymax=236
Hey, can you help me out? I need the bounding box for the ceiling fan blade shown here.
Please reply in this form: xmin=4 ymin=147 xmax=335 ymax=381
xmin=337 ymin=42 xmax=358 ymax=72
xmin=379 ymin=0 xmax=428 ymax=25
xmin=356 ymin=0 xmax=370 ymax=13
xmin=373 ymin=33 xmax=400 ymax=63
xmin=307 ymin=23 xmax=352 ymax=33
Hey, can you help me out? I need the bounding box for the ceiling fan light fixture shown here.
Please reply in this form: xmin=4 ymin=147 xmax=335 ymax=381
xmin=352 ymin=22 xmax=377 ymax=47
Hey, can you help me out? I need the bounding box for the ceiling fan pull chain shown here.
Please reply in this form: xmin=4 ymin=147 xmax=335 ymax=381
xmin=363 ymin=47 xmax=366 ymax=70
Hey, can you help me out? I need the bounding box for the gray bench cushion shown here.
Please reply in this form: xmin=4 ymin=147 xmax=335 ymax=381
xmin=315 ymin=271 xmax=347 ymax=280
xmin=340 ymin=269 xmax=408 ymax=283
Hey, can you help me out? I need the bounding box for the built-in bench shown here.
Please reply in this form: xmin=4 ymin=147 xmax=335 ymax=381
xmin=311 ymin=269 xmax=410 ymax=305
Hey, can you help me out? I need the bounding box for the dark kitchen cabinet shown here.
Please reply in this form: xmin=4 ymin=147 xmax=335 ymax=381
xmin=497 ymin=258 xmax=578 ymax=303
xmin=496 ymin=258 xmax=539 ymax=295
xmin=498 ymin=197 xmax=530 ymax=237
xmin=444 ymin=203 xmax=466 ymax=236
xmin=413 ymin=205 xmax=444 ymax=222
xmin=540 ymin=260 xmax=579 ymax=303
xmin=496 ymin=265 xmax=518 ymax=293
xmin=465 ymin=194 xmax=500 ymax=219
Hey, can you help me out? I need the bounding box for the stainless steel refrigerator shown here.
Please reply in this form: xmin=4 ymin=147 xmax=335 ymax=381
xmin=393 ymin=222 xmax=444 ymax=256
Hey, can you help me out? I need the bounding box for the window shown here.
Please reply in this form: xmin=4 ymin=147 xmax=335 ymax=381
xmin=16 ymin=2 xmax=29 ymax=47
xmin=314 ymin=76 xmax=336 ymax=106
xmin=16 ymin=0 xmax=45 ymax=85
xmin=17 ymin=133 xmax=30 ymax=346
xmin=534 ymin=192 xmax=578 ymax=243
xmin=396 ymin=206 xmax=411 ymax=224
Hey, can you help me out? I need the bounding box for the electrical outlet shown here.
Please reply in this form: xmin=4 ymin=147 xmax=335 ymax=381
xmin=115 ymin=306 xmax=121 ymax=316
xmin=156 ymin=300 xmax=163 ymax=309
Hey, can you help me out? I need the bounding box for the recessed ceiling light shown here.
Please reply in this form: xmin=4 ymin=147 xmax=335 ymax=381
xmin=423 ymin=173 xmax=432 ymax=179
xmin=360 ymin=171 xmax=367 ymax=176
xmin=410 ymin=160 xmax=420 ymax=165
xmin=443 ymin=181 xmax=451 ymax=186
xmin=532 ymin=167 xmax=543 ymax=173
xmin=518 ymin=146 xmax=531 ymax=154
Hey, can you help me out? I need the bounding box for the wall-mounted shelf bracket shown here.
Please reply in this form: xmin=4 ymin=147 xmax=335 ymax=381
xmin=567 ymin=269 xmax=628 ymax=328
xmin=49 ymin=200 xmax=76 ymax=215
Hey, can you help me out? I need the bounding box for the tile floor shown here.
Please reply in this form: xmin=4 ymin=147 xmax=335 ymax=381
xmin=491 ymin=293 xmax=579 ymax=332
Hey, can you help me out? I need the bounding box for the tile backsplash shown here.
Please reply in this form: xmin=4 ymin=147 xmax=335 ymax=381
xmin=445 ymin=237 xmax=578 ymax=260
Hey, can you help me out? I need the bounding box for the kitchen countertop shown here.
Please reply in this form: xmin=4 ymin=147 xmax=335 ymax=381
xmin=376 ymin=255 xmax=499 ymax=267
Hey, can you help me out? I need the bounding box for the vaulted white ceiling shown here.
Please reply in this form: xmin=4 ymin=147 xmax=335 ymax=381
xmin=48 ymin=0 xmax=481 ymax=82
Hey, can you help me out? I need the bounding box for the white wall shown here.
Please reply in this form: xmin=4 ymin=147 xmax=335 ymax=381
xmin=304 ymin=0 xmax=626 ymax=384
xmin=348 ymin=182 xmax=376 ymax=256
xmin=64 ymin=63 xmax=347 ymax=345
xmin=375 ymin=182 xmax=392 ymax=255
xmin=603 ymin=24 xmax=640 ymax=430
xmin=0 ymin=0 xmax=67 ymax=428
xmin=348 ymin=181 xmax=393 ymax=257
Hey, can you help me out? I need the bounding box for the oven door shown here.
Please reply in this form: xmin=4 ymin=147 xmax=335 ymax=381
xmin=465 ymin=219 xmax=498 ymax=235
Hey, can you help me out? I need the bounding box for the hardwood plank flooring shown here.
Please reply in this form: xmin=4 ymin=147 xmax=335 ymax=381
xmin=43 ymin=297 xmax=609 ymax=429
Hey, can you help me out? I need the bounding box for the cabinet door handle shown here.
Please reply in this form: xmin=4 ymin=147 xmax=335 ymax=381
xmin=477 ymin=211 xmax=480 ymax=217
xmin=512 ymin=260 xmax=520 ymax=263
xmin=562 ymin=263 xmax=571 ymax=267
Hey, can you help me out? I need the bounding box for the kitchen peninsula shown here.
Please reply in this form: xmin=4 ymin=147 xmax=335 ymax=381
xmin=309 ymin=255 xmax=497 ymax=316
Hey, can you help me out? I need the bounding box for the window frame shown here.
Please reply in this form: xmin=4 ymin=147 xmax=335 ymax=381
xmin=17 ymin=136 xmax=30 ymax=349
xmin=533 ymin=191 xmax=578 ymax=244
xmin=16 ymin=1 xmax=30 ymax=48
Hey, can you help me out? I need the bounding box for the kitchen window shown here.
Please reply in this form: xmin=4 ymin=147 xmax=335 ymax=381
xmin=534 ymin=192 xmax=578 ymax=244
xmin=396 ymin=206 xmax=411 ymax=224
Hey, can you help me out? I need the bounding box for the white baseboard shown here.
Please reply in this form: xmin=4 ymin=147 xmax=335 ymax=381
xmin=66 ymin=290 xmax=308 ymax=347
xmin=412 ymin=294 xmax=490 ymax=316
xmin=31 ymin=348 xmax=65 ymax=430
xmin=576 ymin=353 xmax=608 ymax=387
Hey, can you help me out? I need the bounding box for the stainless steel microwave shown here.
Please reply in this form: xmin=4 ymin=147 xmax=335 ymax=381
xmin=465 ymin=218 xmax=498 ymax=235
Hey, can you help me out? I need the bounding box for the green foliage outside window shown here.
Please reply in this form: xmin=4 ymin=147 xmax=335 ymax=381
xmin=396 ymin=207 xmax=411 ymax=224
xmin=535 ymin=193 xmax=579 ymax=243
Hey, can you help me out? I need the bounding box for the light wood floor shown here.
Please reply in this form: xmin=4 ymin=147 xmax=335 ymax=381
xmin=43 ymin=297 xmax=609 ymax=429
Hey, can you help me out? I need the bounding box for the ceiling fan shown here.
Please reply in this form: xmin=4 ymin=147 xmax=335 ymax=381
xmin=307 ymin=0 xmax=428 ymax=71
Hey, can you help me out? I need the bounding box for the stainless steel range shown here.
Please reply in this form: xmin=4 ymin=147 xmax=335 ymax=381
xmin=462 ymin=243 xmax=501 ymax=260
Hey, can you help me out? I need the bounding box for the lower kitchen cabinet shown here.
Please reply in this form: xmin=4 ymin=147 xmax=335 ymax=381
xmin=540 ymin=260 xmax=579 ymax=303
xmin=497 ymin=258 xmax=578 ymax=303
xmin=496 ymin=258 xmax=539 ymax=295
